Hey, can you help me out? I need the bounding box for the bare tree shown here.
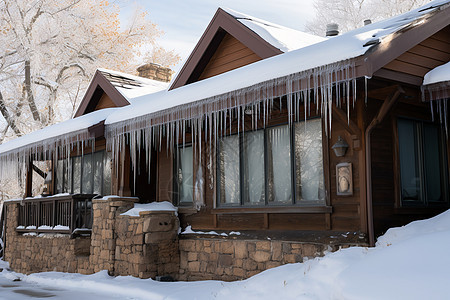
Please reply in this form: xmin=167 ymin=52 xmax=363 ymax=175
xmin=0 ymin=0 xmax=179 ymax=141
xmin=306 ymin=0 xmax=432 ymax=36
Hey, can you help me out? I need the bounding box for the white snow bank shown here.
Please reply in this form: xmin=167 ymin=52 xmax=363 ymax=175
xmin=181 ymin=225 xmax=241 ymax=236
xmin=121 ymin=201 xmax=178 ymax=217
xmin=1 ymin=209 xmax=450 ymax=299
xmin=423 ymin=61 xmax=450 ymax=85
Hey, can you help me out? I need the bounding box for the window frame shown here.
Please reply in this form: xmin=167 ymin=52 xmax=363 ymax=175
xmin=173 ymin=144 xmax=195 ymax=206
xmin=55 ymin=150 xmax=111 ymax=196
xmin=395 ymin=117 xmax=449 ymax=207
xmin=216 ymin=118 xmax=327 ymax=208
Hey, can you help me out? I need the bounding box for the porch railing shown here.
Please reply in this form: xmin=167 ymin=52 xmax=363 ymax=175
xmin=16 ymin=194 xmax=95 ymax=235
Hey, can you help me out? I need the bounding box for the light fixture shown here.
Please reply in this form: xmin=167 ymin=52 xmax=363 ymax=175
xmin=332 ymin=136 xmax=349 ymax=157
xmin=244 ymin=106 xmax=253 ymax=115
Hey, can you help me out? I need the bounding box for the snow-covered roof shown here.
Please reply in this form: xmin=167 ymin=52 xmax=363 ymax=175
xmin=105 ymin=0 xmax=449 ymax=127
xmin=423 ymin=61 xmax=450 ymax=85
xmin=222 ymin=8 xmax=326 ymax=52
xmin=0 ymin=108 xmax=117 ymax=156
xmin=99 ymin=68 xmax=169 ymax=103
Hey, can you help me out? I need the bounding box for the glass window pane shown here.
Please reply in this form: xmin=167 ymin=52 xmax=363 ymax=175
xmin=219 ymin=135 xmax=240 ymax=204
xmin=103 ymin=151 xmax=112 ymax=196
xmin=398 ymin=119 xmax=421 ymax=203
xmin=72 ymin=156 xmax=81 ymax=194
xmin=423 ymin=124 xmax=443 ymax=202
xmin=243 ymin=130 xmax=265 ymax=205
xmin=295 ymin=119 xmax=325 ymax=202
xmin=55 ymin=160 xmax=63 ymax=194
xmin=267 ymin=125 xmax=292 ymax=204
xmin=177 ymin=146 xmax=193 ymax=203
xmin=93 ymin=152 xmax=103 ymax=195
xmin=64 ymin=158 xmax=71 ymax=193
xmin=82 ymin=153 xmax=93 ymax=194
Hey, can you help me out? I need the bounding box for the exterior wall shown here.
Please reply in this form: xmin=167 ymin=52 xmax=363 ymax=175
xmin=198 ymin=33 xmax=261 ymax=80
xmin=4 ymin=198 xmax=179 ymax=279
xmin=178 ymin=237 xmax=355 ymax=281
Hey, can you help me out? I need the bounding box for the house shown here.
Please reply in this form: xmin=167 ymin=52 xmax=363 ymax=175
xmin=1 ymin=2 xmax=449 ymax=280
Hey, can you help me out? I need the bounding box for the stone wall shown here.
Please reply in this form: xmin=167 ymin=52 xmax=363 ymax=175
xmin=4 ymin=198 xmax=179 ymax=279
xmin=3 ymin=203 xmax=91 ymax=274
xmin=178 ymin=238 xmax=337 ymax=281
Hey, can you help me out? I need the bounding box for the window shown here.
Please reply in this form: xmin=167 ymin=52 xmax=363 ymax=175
xmin=397 ymin=118 xmax=448 ymax=205
xmin=174 ymin=146 xmax=194 ymax=205
xmin=55 ymin=150 xmax=112 ymax=196
xmin=217 ymin=119 xmax=325 ymax=206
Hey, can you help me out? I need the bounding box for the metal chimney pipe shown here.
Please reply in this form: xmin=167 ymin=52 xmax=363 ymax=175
xmin=326 ymin=23 xmax=339 ymax=36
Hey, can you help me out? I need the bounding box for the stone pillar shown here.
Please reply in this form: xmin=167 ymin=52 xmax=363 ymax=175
xmin=137 ymin=63 xmax=173 ymax=82
xmin=90 ymin=197 xmax=137 ymax=274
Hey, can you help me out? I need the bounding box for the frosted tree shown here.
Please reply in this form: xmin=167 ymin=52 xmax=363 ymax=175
xmin=0 ymin=0 xmax=180 ymax=199
xmin=0 ymin=0 xmax=179 ymax=142
xmin=306 ymin=0 xmax=432 ymax=36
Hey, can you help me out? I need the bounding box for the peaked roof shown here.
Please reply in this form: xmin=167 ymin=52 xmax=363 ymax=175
xmin=75 ymin=69 xmax=169 ymax=117
xmin=169 ymin=7 xmax=324 ymax=90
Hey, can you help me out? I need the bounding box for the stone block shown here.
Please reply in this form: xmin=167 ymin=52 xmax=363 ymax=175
xmin=219 ymin=241 xmax=234 ymax=254
xmin=218 ymin=254 xmax=233 ymax=267
xmin=256 ymin=241 xmax=271 ymax=251
xmin=188 ymin=261 xmax=200 ymax=272
xmin=143 ymin=215 xmax=177 ymax=232
xmin=250 ymin=251 xmax=271 ymax=263
xmin=271 ymin=241 xmax=282 ymax=261
xmin=187 ymin=252 xmax=198 ymax=262
xmin=234 ymin=242 xmax=248 ymax=259
xmin=145 ymin=231 xmax=176 ymax=244
xmin=302 ymin=244 xmax=318 ymax=257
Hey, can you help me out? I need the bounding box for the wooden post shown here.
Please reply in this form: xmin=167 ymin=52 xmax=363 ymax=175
xmin=25 ymin=160 xmax=33 ymax=198
xmin=118 ymin=146 xmax=131 ymax=197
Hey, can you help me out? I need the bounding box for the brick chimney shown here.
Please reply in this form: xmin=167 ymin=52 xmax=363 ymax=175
xmin=137 ymin=63 xmax=173 ymax=83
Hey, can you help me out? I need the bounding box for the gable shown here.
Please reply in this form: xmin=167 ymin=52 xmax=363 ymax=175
xmin=95 ymin=93 xmax=116 ymax=111
xmin=74 ymin=70 xmax=130 ymax=117
xmin=198 ymin=33 xmax=261 ymax=80
xmin=169 ymin=8 xmax=282 ymax=90
xmin=374 ymin=26 xmax=450 ymax=85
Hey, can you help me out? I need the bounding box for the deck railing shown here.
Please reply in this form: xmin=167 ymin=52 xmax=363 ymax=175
xmin=16 ymin=194 xmax=95 ymax=235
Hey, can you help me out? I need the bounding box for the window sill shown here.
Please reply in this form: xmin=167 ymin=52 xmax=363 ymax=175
xmin=212 ymin=205 xmax=332 ymax=214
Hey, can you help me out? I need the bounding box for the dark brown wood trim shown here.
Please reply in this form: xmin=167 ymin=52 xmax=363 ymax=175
xmin=87 ymin=121 xmax=105 ymax=139
xmin=25 ymin=160 xmax=33 ymax=198
xmin=169 ymin=8 xmax=282 ymax=90
xmin=365 ymin=5 xmax=450 ymax=78
xmin=373 ymin=69 xmax=423 ymax=86
xmin=211 ymin=206 xmax=332 ymax=214
xmin=74 ymin=70 xmax=130 ymax=117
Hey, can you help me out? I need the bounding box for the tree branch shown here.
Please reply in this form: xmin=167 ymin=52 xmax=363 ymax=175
xmin=24 ymin=60 xmax=41 ymax=122
xmin=0 ymin=90 xmax=22 ymax=136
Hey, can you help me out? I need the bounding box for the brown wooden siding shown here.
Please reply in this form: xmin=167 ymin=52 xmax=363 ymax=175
xmin=94 ymin=93 xmax=116 ymax=111
xmin=198 ymin=33 xmax=261 ymax=80
xmin=369 ymin=83 xmax=450 ymax=237
xmin=168 ymin=95 xmax=365 ymax=235
xmin=381 ymin=26 xmax=450 ymax=84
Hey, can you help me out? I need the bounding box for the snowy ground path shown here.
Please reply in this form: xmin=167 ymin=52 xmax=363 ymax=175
xmin=1 ymin=209 xmax=450 ymax=299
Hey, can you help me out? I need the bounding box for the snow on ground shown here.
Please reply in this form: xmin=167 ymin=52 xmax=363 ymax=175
xmin=1 ymin=209 xmax=450 ymax=299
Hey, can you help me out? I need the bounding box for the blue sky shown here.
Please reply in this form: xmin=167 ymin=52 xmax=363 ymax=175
xmin=118 ymin=0 xmax=316 ymax=72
